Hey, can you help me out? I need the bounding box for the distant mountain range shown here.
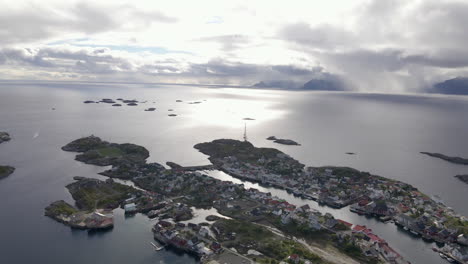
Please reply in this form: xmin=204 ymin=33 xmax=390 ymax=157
xmin=430 ymin=77 xmax=468 ymax=95
xmin=253 ymin=77 xmax=346 ymax=91
xmin=253 ymin=76 xmax=468 ymax=95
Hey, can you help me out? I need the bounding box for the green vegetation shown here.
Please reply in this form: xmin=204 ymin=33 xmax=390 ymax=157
xmin=45 ymin=200 xmax=79 ymax=217
xmin=97 ymin=147 xmax=124 ymax=157
xmin=66 ymin=178 xmax=138 ymax=210
xmin=62 ymin=136 xmax=149 ymax=166
xmin=261 ymin=240 xmax=322 ymax=263
xmin=216 ymin=219 xmax=274 ymax=242
xmin=445 ymin=215 xmax=468 ymax=235
xmin=214 ymin=219 xmax=325 ymax=263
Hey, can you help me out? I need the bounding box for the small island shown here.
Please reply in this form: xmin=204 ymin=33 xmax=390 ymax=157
xmin=0 ymin=132 xmax=11 ymax=144
xmin=420 ymin=152 xmax=468 ymax=165
xmin=45 ymin=177 xmax=139 ymax=230
xmin=266 ymin=136 xmax=301 ymax=146
xmin=455 ymin=175 xmax=468 ymax=185
xmin=61 ymin=135 xmax=149 ymax=167
xmin=0 ymin=165 xmax=15 ymax=180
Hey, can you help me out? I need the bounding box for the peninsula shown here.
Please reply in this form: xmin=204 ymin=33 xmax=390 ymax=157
xmin=420 ymin=151 xmax=468 ymax=165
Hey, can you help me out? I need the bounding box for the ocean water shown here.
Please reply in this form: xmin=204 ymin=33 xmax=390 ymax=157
xmin=0 ymin=81 xmax=467 ymax=264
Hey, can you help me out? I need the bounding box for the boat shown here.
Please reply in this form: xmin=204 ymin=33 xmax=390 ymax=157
xmin=410 ymin=230 xmax=420 ymax=236
xmin=439 ymin=253 xmax=447 ymax=259
xmin=403 ymin=226 xmax=409 ymax=231
xmin=151 ymin=242 xmax=165 ymax=251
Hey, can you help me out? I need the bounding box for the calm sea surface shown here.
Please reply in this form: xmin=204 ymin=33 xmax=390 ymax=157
xmin=0 ymin=81 xmax=467 ymax=264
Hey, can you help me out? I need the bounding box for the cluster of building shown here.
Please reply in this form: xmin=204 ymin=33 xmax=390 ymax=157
xmin=63 ymin=209 xmax=114 ymax=230
xmin=217 ymin=154 xmax=468 ymax=262
xmin=128 ymin=162 xmax=409 ymax=263
xmin=152 ymin=219 xmax=221 ymax=258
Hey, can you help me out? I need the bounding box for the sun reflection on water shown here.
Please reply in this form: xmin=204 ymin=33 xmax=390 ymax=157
xmin=184 ymin=88 xmax=287 ymax=128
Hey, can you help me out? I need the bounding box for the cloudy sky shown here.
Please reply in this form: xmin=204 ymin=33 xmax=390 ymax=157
xmin=1 ymin=0 xmax=468 ymax=92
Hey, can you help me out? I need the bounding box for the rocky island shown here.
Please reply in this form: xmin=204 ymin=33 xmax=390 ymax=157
xmin=0 ymin=132 xmax=11 ymax=144
xmin=0 ymin=165 xmax=15 ymax=180
xmin=420 ymin=151 xmax=468 ymax=165
xmin=455 ymin=175 xmax=468 ymax=185
xmin=266 ymin=136 xmax=301 ymax=146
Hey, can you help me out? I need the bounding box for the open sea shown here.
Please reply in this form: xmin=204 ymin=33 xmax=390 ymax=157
xmin=0 ymin=80 xmax=467 ymax=264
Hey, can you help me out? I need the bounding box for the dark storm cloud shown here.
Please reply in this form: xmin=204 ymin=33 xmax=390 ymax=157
xmin=278 ymin=0 xmax=468 ymax=91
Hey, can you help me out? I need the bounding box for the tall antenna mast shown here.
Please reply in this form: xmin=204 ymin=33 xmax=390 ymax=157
xmin=243 ymin=123 xmax=248 ymax=142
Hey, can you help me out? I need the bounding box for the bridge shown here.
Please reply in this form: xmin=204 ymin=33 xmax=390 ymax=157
xmin=171 ymin=164 xmax=215 ymax=171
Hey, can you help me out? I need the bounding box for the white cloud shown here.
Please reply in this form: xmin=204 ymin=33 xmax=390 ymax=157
xmin=1 ymin=0 xmax=468 ymax=92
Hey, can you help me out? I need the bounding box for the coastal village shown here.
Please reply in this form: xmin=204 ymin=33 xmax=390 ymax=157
xmin=45 ymin=136 xmax=467 ymax=264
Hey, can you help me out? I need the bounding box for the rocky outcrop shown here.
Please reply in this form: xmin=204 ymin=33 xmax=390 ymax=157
xmin=420 ymin=152 xmax=468 ymax=165
xmin=0 ymin=132 xmax=11 ymax=144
